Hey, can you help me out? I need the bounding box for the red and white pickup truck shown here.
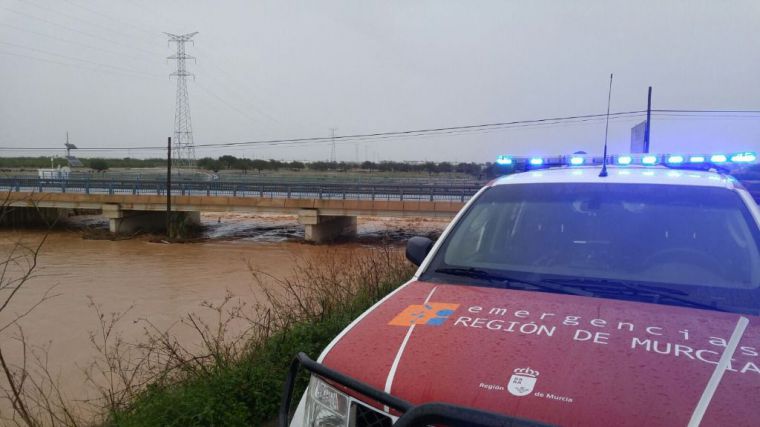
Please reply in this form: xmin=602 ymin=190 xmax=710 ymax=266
xmin=282 ymin=153 xmax=760 ymax=427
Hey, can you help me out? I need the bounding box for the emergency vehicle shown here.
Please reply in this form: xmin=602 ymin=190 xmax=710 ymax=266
xmin=281 ymin=151 xmax=760 ymax=427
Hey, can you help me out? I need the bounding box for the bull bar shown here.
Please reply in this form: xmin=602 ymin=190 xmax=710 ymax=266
xmin=279 ymin=352 xmax=553 ymax=427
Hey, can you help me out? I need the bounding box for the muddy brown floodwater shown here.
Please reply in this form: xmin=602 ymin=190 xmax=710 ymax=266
xmin=0 ymin=213 xmax=448 ymax=421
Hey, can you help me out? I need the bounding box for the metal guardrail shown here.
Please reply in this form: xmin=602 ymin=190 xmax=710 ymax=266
xmin=0 ymin=177 xmax=482 ymax=203
xmin=1 ymin=177 xmax=756 ymax=204
xmin=4 ymin=171 xmax=486 ymax=186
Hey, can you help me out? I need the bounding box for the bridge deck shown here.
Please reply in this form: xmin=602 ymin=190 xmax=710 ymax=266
xmin=2 ymin=191 xmax=465 ymax=218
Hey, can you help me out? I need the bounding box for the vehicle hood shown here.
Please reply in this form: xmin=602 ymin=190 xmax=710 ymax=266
xmin=320 ymin=280 xmax=760 ymax=427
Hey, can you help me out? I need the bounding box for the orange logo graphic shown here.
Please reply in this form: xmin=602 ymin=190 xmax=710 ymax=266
xmin=388 ymin=303 xmax=460 ymax=326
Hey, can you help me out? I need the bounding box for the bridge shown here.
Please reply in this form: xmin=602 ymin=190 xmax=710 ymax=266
xmin=1 ymin=177 xmax=757 ymax=243
xmin=0 ymin=177 xmax=478 ymax=242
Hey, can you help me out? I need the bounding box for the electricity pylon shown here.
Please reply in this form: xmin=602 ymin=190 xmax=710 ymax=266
xmin=166 ymin=32 xmax=198 ymax=168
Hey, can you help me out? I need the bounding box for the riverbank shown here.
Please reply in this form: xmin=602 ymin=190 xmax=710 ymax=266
xmin=108 ymin=247 xmax=414 ymax=426
xmin=0 ymin=215 xmax=445 ymax=425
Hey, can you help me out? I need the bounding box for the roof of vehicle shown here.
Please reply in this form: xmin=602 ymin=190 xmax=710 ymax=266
xmin=490 ymin=165 xmax=740 ymax=189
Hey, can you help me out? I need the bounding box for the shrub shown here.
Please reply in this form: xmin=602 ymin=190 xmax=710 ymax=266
xmin=89 ymin=158 xmax=110 ymax=172
xmin=105 ymin=247 xmax=414 ymax=426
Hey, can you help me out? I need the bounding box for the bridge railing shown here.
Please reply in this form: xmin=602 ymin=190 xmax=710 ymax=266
xmin=0 ymin=177 xmax=482 ymax=202
xmin=2 ymin=177 xmax=757 ymax=204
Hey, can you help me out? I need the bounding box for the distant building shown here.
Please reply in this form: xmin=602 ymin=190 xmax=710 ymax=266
xmin=38 ymin=166 xmax=71 ymax=180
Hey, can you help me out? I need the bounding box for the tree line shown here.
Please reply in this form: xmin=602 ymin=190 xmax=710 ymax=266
xmin=192 ymin=156 xmax=500 ymax=178
xmin=0 ymin=156 xmax=501 ymax=178
xmin=0 ymin=157 xmax=164 ymax=171
xmin=2 ymin=155 xmax=758 ymax=180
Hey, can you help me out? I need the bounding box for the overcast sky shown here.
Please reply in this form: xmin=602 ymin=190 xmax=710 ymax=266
xmin=1 ymin=0 xmax=759 ymax=162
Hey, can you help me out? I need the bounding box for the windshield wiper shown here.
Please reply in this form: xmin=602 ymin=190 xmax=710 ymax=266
xmin=543 ymin=277 xmax=732 ymax=313
xmin=434 ymin=267 xmax=593 ymax=297
xmin=433 ymin=269 xmax=736 ymax=313
xmin=542 ymin=277 xmax=687 ymax=295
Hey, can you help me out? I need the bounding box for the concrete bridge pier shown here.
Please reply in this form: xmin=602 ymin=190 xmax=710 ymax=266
xmin=102 ymin=204 xmax=200 ymax=235
xmin=298 ymin=209 xmax=357 ymax=243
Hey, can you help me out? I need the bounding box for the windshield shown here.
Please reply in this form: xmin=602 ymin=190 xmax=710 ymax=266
xmin=422 ymin=182 xmax=760 ymax=314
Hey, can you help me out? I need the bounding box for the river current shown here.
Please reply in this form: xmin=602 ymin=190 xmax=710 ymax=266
xmin=0 ymin=213 xmax=447 ymax=420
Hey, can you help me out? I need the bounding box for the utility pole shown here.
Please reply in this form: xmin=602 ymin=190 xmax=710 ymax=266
xmin=166 ymin=136 xmax=172 ymax=238
xmin=329 ymin=127 xmax=337 ymax=163
xmin=64 ymin=131 xmax=75 ymax=157
xmin=644 ymin=86 xmax=652 ymax=153
xmin=166 ymin=32 xmax=198 ymax=169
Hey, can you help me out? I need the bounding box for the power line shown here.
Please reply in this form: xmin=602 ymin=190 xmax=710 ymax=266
xmin=60 ymin=0 xmax=164 ymax=37
xmin=123 ymin=0 xmax=184 ymax=32
xmin=194 ymin=81 xmax=272 ymax=126
xmin=306 ymin=114 xmax=646 ymax=148
xmin=1 ymin=109 xmax=757 ymax=153
xmin=20 ymin=0 xmax=151 ymax=42
xmin=175 ymin=111 xmax=649 ymax=150
xmin=653 ymin=109 xmax=760 ymax=114
xmin=193 ymin=45 xmax=323 ymax=132
xmin=189 ymin=115 xmax=645 ymax=155
xmin=194 ymin=62 xmax=283 ymax=126
xmin=1 ymin=6 xmax=162 ymax=59
xmin=226 ymin=115 xmax=644 ymax=151
xmin=0 ymin=48 xmax=161 ymax=79
xmin=193 ymin=110 xmax=648 ymax=149
xmin=0 ymin=112 xmax=643 ymax=151
xmin=0 ymin=40 xmax=161 ymax=77
xmin=0 ymin=22 xmax=158 ymax=64
xmin=643 ymin=113 xmax=760 ymax=121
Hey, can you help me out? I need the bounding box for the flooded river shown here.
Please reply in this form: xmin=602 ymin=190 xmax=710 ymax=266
xmin=0 ymin=213 xmax=447 ymax=420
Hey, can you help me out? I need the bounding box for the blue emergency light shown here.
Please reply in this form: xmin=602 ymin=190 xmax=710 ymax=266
xmin=529 ymin=157 xmax=544 ymax=166
xmin=731 ymin=152 xmax=757 ymax=163
xmin=495 ymin=155 xmax=513 ymax=165
xmin=666 ymin=155 xmax=684 ymax=164
xmin=617 ymin=155 xmax=633 ymax=165
xmin=494 ymin=151 xmax=757 ymax=169
xmin=641 ymin=155 xmax=659 ymax=165
xmin=569 ymin=156 xmax=585 ymax=165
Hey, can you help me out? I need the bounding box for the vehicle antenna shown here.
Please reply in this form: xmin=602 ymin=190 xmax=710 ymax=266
xmin=599 ymin=73 xmax=613 ymax=178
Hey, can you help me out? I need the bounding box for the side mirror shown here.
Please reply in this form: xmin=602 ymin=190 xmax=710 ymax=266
xmin=406 ymin=236 xmax=434 ymax=267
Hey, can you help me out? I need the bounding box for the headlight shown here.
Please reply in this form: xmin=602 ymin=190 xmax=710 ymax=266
xmin=304 ymin=376 xmax=349 ymax=427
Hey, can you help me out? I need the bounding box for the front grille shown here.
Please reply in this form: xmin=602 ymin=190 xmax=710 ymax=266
xmin=350 ymin=402 xmax=393 ymax=427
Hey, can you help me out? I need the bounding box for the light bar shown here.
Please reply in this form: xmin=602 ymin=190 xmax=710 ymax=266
xmin=494 ymin=151 xmax=756 ymax=169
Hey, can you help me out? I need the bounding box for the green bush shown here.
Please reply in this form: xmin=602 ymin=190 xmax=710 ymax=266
xmin=89 ymin=158 xmax=110 ymax=172
xmin=107 ymin=248 xmax=413 ymax=427
xmin=110 ymin=302 xmax=368 ymax=427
